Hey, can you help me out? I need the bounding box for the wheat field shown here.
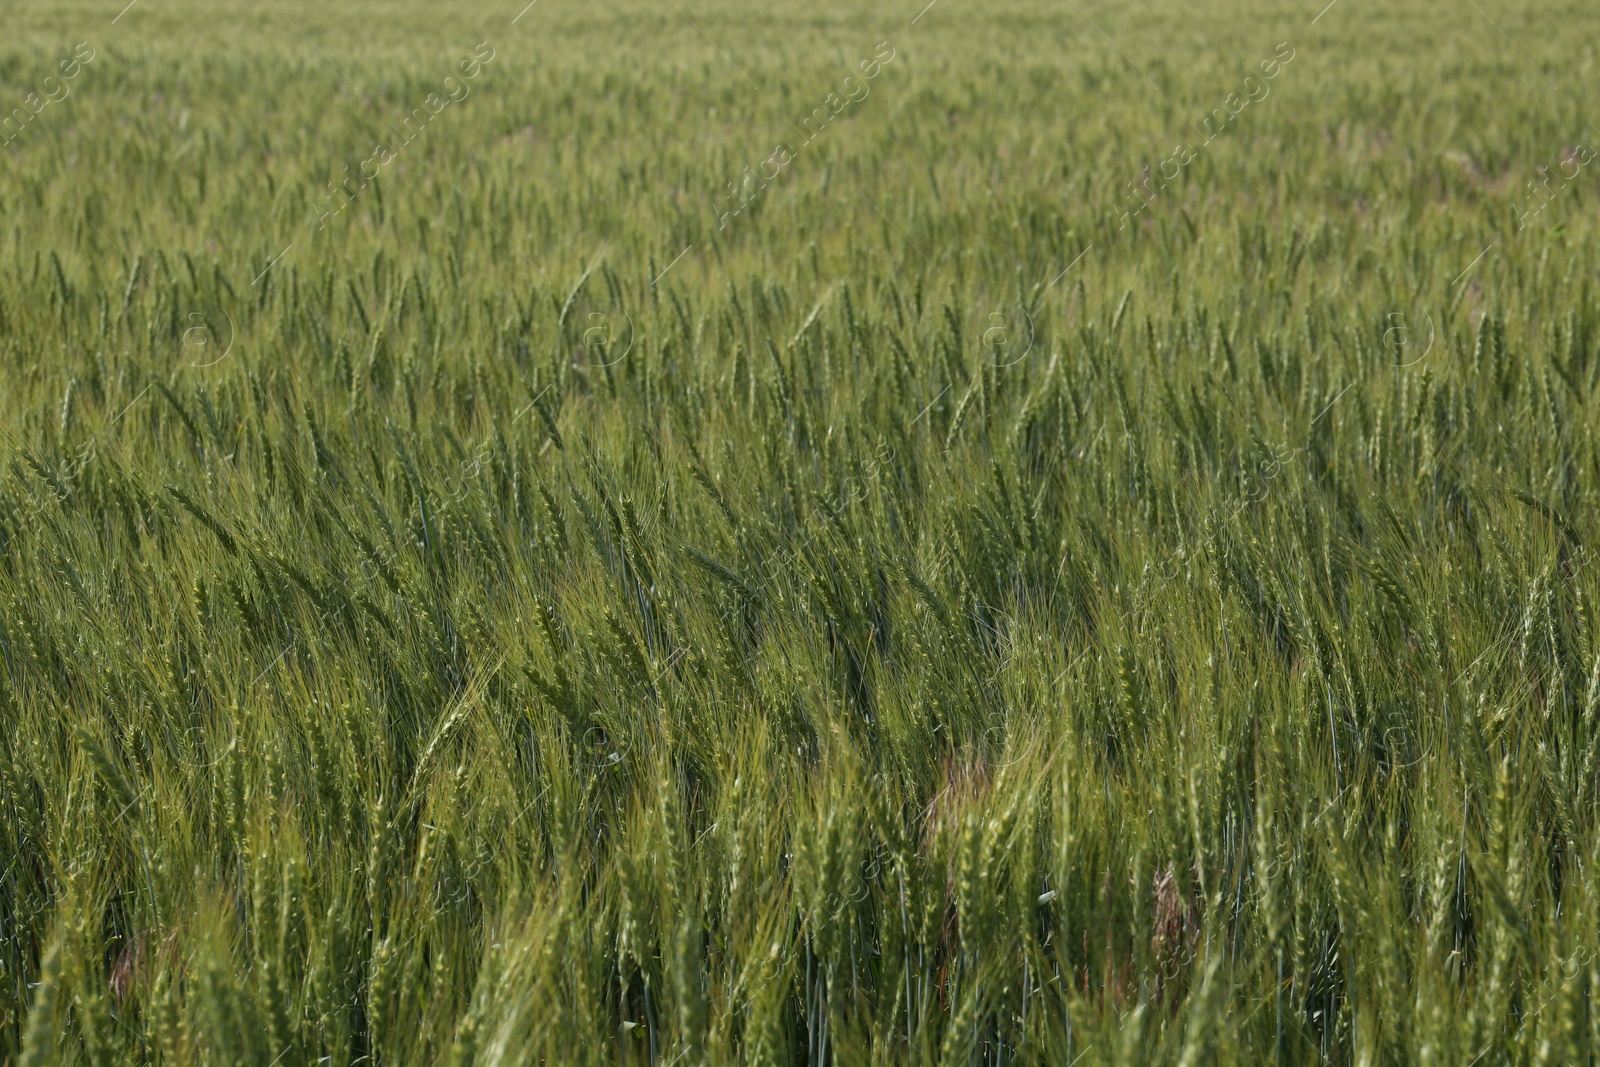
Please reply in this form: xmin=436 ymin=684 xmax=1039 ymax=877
xmin=2 ymin=0 xmax=1599 ymax=1062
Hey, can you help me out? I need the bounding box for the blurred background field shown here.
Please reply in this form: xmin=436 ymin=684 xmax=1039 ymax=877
xmin=2 ymin=0 xmax=1600 ymax=1062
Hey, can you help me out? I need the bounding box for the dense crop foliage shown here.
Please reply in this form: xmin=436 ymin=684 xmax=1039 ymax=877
xmin=3 ymin=0 xmax=1600 ymax=1061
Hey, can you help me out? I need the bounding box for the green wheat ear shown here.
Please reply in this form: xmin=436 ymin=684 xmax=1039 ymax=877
xmin=17 ymin=935 xmax=61 ymax=1067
